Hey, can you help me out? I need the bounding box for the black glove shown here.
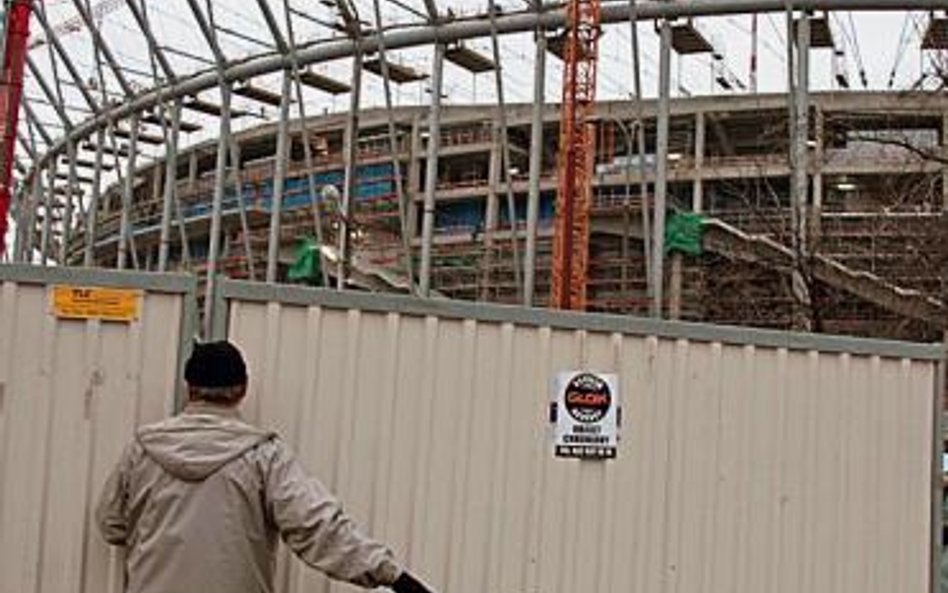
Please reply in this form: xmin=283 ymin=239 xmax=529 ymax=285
xmin=391 ymin=571 xmax=433 ymax=593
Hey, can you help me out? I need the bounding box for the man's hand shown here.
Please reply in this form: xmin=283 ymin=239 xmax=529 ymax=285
xmin=391 ymin=571 xmax=433 ymax=593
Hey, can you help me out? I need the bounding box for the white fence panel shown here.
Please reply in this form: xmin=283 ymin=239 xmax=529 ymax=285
xmin=0 ymin=265 xmax=196 ymax=593
xmin=222 ymin=281 xmax=942 ymax=593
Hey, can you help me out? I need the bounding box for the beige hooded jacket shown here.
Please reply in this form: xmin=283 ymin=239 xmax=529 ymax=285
xmin=95 ymin=402 xmax=401 ymax=593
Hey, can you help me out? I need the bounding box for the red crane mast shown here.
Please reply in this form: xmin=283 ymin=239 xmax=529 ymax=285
xmin=0 ymin=0 xmax=32 ymax=255
xmin=551 ymin=0 xmax=601 ymax=310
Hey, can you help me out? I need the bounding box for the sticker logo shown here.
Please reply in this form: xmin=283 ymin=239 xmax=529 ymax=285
xmin=564 ymin=372 xmax=612 ymax=424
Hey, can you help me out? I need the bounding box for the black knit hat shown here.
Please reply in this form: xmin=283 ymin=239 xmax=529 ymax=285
xmin=184 ymin=341 xmax=248 ymax=388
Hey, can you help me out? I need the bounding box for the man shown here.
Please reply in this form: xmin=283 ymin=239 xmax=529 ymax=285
xmin=96 ymin=340 xmax=432 ymax=593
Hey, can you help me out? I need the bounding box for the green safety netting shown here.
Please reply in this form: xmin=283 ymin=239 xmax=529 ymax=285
xmin=664 ymin=211 xmax=705 ymax=256
xmin=287 ymin=236 xmax=323 ymax=285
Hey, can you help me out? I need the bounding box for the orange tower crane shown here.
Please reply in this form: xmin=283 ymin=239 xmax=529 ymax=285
xmin=551 ymin=0 xmax=601 ymax=310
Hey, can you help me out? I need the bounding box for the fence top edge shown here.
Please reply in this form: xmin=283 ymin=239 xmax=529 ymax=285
xmin=0 ymin=264 xmax=197 ymax=294
xmin=220 ymin=279 xmax=945 ymax=363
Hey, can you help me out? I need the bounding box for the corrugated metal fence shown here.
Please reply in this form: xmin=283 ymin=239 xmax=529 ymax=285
xmin=0 ymin=265 xmax=196 ymax=593
xmin=219 ymin=280 xmax=943 ymax=593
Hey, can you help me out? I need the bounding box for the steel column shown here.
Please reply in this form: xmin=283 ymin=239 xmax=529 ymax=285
xmin=227 ymin=139 xmax=255 ymax=280
xmin=266 ymin=69 xmax=292 ymax=283
xmin=83 ymin=127 xmax=104 ymax=266
xmin=337 ymin=51 xmax=363 ymax=289
xmin=284 ymin=0 xmax=330 ymax=287
xmin=203 ymin=82 xmax=232 ymax=337
xmin=790 ymin=10 xmax=812 ymax=331
xmin=372 ymin=0 xmax=416 ymax=292
xmin=418 ymin=42 xmax=445 ymax=297
xmin=22 ymin=166 xmax=41 ymax=262
xmin=652 ymin=18 xmax=672 ymax=318
xmin=488 ymin=0 xmax=522 ymax=300
xmin=629 ymin=0 xmax=652 ymax=310
xmin=59 ymin=139 xmax=78 ymax=264
xmin=40 ymin=163 xmax=54 ymax=265
xmin=116 ymin=115 xmax=138 ymax=269
xmin=793 ymin=12 xmax=810 ymax=257
xmin=524 ymin=27 xmax=546 ymax=306
xmin=158 ymin=100 xmax=182 ymax=272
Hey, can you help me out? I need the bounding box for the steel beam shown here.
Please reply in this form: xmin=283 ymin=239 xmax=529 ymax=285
xmin=69 ymin=0 xmax=134 ymax=96
xmin=418 ymin=42 xmax=445 ymax=297
xmin=124 ymin=0 xmax=176 ymax=80
xmin=255 ymin=0 xmax=289 ymax=52
xmin=32 ymin=0 xmax=948 ymax=168
xmin=25 ymin=55 xmax=72 ymax=128
xmin=31 ymin=3 xmax=100 ymax=110
xmin=183 ymin=0 xmax=226 ymax=63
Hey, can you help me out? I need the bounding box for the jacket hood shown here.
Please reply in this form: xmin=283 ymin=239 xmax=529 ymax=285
xmin=136 ymin=403 xmax=274 ymax=481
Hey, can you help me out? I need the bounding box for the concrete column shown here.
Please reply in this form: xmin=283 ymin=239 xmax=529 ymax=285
xmin=942 ymin=112 xmax=948 ymax=210
xmin=668 ymin=254 xmax=683 ymax=320
xmin=188 ymin=149 xmax=198 ymax=191
xmin=408 ymin=115 xmax=422 ymax=239
xmin=670 ymin=110 xmax=706 ymax=321
xmin=152 ymin=162 xmax=163 ymax=211
xmin=485 ymin=126 xmax=501 ymax=240
xmin=481 ymin=127 xmax=501 ymax=300
xmin=811 ymin=106 xmax=824 ymax=241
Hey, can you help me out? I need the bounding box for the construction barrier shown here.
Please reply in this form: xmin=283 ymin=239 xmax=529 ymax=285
xmin=217 ymin=279 xmax=943 ymax=593
xmin=0 ymin=265 xmax=196 ymax=593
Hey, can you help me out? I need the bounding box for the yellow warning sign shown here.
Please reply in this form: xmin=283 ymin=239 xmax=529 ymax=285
xmin=50 ymin=285 xmax=142 ymax=322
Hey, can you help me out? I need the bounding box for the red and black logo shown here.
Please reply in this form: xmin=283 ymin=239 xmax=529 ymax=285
xmin=564 ymin=373 xmax=611 ymax=423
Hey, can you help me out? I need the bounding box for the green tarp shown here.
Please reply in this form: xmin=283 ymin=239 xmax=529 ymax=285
xmin=287 ymin=236 xmax=323 ymax=285
xmin=664 ymin=211 xmax=705 ymax=256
